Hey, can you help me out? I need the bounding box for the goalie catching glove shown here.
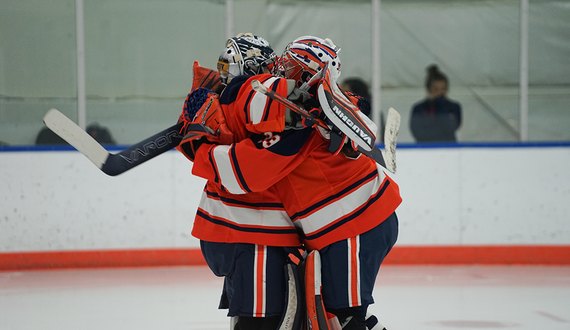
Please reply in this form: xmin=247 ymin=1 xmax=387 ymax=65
xmin=175 ymin=88 xmax=234 ymax=162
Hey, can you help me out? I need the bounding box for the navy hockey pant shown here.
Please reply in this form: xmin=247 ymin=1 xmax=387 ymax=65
xmin=200 ymin=212 xmax=398 ymax=317
xmin=320 ymin=212 xmax=398 ymax=314
xmin=200 ymin=241 xmax=290 ymax=317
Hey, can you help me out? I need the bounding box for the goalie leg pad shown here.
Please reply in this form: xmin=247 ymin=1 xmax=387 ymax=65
xmin=228 ymin=250 xmax=304 ymax=330
xmin=277 ymin=260 xmax=304 ymax=330
xmin=304 ymin=250 xmax=330 ymax=330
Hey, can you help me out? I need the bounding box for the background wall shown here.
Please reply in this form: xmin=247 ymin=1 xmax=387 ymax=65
xmin=2 ymin=146 xmax=569 ymax=253
xmin=1 ymin=0 xmax=570 ymax=268
xmin=1 ymin=0 xmax=570 ymax=146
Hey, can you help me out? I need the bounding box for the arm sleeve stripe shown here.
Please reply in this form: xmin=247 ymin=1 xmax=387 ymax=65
xmin=208 ymin=146 xmax=221 ymax=185
xmin=211 ymin=145 xmax=246 ymax=194
xmin=249 ymin=77 xmax=279 ymax=125
xmin=230 ymin=144 xmax=253 ymax=193
xmin=243 ymin=90 xmax=255 ymax=124
xmin=261 ymin=76 xmax=280 ymax=122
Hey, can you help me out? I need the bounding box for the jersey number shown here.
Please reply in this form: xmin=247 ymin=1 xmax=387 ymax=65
xmin=262 ymin=132 xmax=281 ymax=148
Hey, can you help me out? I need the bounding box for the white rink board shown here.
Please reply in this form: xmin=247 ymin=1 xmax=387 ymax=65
xmin=392 ymin=146 xmax=570 ymax=245
xmin=1 ymin=150 xmax=205 ymax=251
xmin=1 ymin=146 xmax=570 ymax=252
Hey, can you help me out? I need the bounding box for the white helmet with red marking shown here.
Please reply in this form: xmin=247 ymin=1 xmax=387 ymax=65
xmin=276 ymin=36 xmax=341 ymax=87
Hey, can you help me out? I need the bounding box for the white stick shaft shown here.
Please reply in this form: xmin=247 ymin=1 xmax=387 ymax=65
xmin=43 ymin=109 xmax=109 ymax=168
xmin=383 ymin=108 xmax=400 ymax=174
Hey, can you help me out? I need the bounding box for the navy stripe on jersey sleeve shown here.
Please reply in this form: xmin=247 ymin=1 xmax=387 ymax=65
xmin=242 ymin=90 xmax=255 ymax=124
xmin=230 ymin=144 xmax=252 ymax=193
xmin=262 ymin=76 xmax=279 ymax=122
xmin=208 ymin=147 xmax=221 ymax=184
xmin=219 ymin=75 xmax=249 ymax=105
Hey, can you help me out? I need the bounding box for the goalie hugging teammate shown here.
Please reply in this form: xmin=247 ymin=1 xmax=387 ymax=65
xmin=175 ymin=33 xmax=402 ymax=330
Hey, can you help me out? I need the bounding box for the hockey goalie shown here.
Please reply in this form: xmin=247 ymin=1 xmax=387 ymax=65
xmin=175 ymin=34 xmax=400 ymax=330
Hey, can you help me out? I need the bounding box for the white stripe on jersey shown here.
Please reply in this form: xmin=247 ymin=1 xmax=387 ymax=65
xmin=199 ymin=190 xmax=294 ymax=228
xmin=249 ymin=77 xmax=279 ymax=125
xmin=294 ymin=169 xmax=386 ymax=236
xmin=376 ymin=163 xmax=387 ymax=181
xmin=210 ymin=145 xmax=247 ymax=194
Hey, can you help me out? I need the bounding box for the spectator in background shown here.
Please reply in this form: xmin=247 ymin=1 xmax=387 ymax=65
xmin=410 ymin=64 xmax=462 ymax=142
xmin=35 ymin=127 xmax=68 ymax=145
xmin=341 ymin=77 xmax=372 ymax=118
xmin=86 ymin=123 xmax=116 ymax=144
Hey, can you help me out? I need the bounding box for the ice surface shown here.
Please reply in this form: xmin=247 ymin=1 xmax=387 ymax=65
xmin=1 ymin=265 xmax=569 ymax=330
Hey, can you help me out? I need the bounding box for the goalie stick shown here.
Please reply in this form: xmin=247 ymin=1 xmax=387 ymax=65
xmin=250 ymin=80 xmax=399 ymax=174
xmin=43 ymin=109 xmax=183 ymax=176
xmin=383 ymin=107 xmax=400 ymax=174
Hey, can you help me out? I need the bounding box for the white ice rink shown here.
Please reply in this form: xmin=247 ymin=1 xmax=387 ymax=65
xmin=1 ymin=265 xmax=569 ymax=330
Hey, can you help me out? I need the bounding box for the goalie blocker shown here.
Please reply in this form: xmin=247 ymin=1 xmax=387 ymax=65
xmin=317 ymin=63 xmax=377 ymax=153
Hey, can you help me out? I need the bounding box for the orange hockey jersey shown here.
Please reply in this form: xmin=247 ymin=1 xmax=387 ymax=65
xmin=190 ymin=74 xmax=402 ymax=250
xmin=189 ymin=74 xmax=302 ymax=248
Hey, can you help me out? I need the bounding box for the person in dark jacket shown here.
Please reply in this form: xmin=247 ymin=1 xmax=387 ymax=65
xmin=410 ymin=64 xmax=461 ymax=142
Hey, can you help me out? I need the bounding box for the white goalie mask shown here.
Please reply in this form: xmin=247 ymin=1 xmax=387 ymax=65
xmin=217 ymin=33 xmax=277 ymax=85
xmin=275 ymin=36 xmax=341 ymax=88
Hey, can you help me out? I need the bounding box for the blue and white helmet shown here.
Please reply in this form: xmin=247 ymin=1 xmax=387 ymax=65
xmin=217 ymin=33 xmax=276 ymax=85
